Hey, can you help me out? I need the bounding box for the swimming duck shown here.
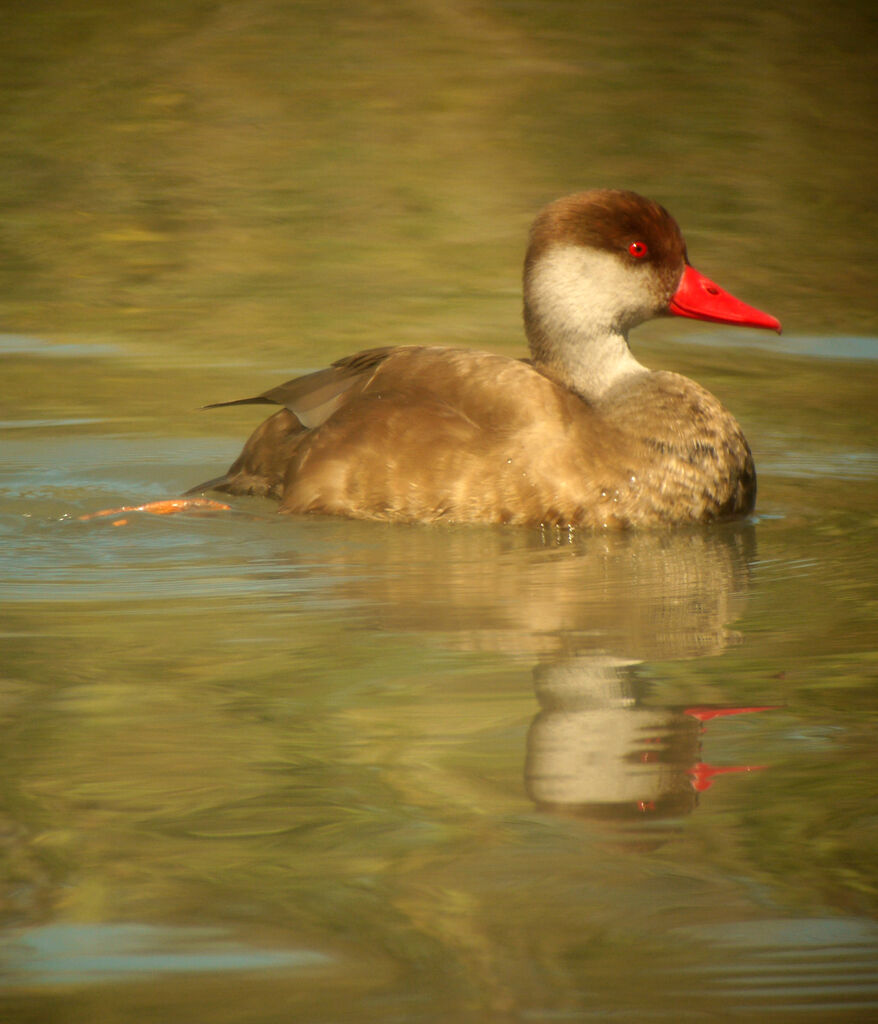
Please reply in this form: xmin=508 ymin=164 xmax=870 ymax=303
xmin=191 ymin=189 xmax=780 ymax=528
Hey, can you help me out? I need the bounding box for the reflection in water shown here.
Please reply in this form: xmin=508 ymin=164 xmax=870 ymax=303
xmin=525 ymin=655 xmax=772 ymax=820
xmin=1 ymin=506 xmax=872 ymax=1017
xmin=340 ymin=520 xmax=756 ymax=662
xmin=305 ymin=520 xmax=771 ymax=823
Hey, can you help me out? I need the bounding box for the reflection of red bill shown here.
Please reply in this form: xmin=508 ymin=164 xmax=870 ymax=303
xmin=684 ymin=706 xmax=780 ymax=723
xmin=689 ymin=762 xmax=767 ymax=793
xmin=79 ymin=498 xmax=231 ymax=526
xmin=681 ymin=706 xmax=777 ymax=792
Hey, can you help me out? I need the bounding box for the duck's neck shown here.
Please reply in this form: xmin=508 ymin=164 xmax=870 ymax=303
xmin=523 ymin=245 xmax=650 ymax=401
xmin=528 ymin=321 xmax=648 ymax=402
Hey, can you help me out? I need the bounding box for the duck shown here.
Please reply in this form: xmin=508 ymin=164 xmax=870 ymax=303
xmin=190 ymin=189 xmax=780 ymax=528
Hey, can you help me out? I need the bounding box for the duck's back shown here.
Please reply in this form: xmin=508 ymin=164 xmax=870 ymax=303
xmin=201 ymin=346 xmax=754 ymax=527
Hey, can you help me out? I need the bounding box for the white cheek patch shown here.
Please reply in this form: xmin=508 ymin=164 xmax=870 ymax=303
xmin=525 ymin=245 xmax=656 ymax=399
xmin=528 ymin=245 xmax=658 ymax=334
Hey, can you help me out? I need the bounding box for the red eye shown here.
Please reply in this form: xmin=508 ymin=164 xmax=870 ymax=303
xmin=628 ymin=241 xmax=648 ymax=259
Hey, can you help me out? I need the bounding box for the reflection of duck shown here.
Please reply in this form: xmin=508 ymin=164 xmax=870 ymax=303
xmin=293 ymin=524 xmax=769 ymax=825
xmin=321 ymin=525 xmax=772 ymax=824
xmin=192 ymin=189 xmax=780 ymax=527
xmin=336 ymin=525 xmax=756 ymax=663
xmin=525 ymin=657 xmax=773 ymax=822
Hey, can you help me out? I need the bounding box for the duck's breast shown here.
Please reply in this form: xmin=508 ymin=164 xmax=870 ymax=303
xmin=593 ymin=370 xmax=756 ymax=525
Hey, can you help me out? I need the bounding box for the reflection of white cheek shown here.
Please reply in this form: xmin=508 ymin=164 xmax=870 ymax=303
xmin=525 ymin=707 xmax=692 ymax=806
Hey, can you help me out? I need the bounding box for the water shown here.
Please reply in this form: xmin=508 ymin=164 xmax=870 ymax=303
xmin=2 ymin=2 xmax=877 ymax=1021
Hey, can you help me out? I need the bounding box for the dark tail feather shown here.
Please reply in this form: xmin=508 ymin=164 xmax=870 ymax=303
xmin=203 ymin=397 xmax=278 ymax=410
xmin=184 ymin=475 xmax=232 ymax=496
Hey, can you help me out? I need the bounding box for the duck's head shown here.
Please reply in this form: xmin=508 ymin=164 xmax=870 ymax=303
xmin=523 ymin=189 xmax=781 ymax=395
